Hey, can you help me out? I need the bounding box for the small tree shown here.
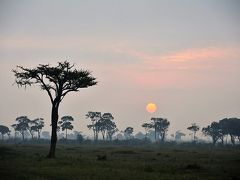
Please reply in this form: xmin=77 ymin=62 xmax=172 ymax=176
xmin=124 ymin=127 xmax=134 ymax=139
xmin=0 ymin=125 xmax=10 ymax=140
xmin=202 ymin=122 xmax=223 ymax=145
xmin=175 ymin=130 xmax=185 ymax=141
xmin=187 ymin=123 xmax=200 ymax=142
xmin=58 ymin=116 xmax=74 ymax=139
xmin=13 ymin=61 xmax=97 ymax=158
xmin=86 ymin=111 xmax=101 ymax=141
xmin=142 ymin=123 xmax=152 ymax=139
xmin=219 ymin=118 xmax=240 ymax=145
xmin=27 ymin=119 xmax=36 ymax=139
xmin=151 ymin=118 xmax=170 ymax=142
xmin=97 ymin=113 xmax=116 ymax=141
xmin=31 ymin=118 xmax=44 ymax=140
xmin=12 ymin=116 xmax=30 ymax=141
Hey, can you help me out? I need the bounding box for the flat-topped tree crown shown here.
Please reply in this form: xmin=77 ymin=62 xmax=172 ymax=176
xmin=13 ymin=61 xmax=97 ymax=158
xmin=13 ymin=61 xmax=97 ymax=104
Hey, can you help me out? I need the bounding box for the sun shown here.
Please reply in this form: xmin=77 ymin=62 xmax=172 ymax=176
xmin=146 ymin=103 xmax=157 ymax=113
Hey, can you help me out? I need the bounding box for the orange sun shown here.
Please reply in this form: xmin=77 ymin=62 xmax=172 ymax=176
xmin=146 ymin=103 xmax=157 ymax=113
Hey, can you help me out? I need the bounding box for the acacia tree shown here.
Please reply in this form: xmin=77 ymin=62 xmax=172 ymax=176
xmin=187 ymin=123 xmax=200 ymax=142
xmin=12 ymin=116 xmax=30 ymax=141
xmin=13 ymin=61 xmax=97 ymax=158
xmin=58 ymin=116 xmax=74 ymax=139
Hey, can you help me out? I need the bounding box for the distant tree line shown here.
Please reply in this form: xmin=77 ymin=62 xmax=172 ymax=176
xmin=1 ymin=115 xmax=240 ymax=147
xmin=86 ymin=112 xmax=118 ymax=141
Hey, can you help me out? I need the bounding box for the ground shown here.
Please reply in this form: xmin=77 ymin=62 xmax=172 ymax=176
xmin=0 ymin=143 xmax=239 ymax=180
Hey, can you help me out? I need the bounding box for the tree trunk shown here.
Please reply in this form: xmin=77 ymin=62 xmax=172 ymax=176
xmin=38 ymin=130 xmax=40 ymax=140
xmin=66 ymin=129 xmax=67 ymax=139
xmin=161 ymin=132 xmax=165 ymax=143
xmin=213 ymin=137 xmax=217 ymax=146
xmin=102 ymin=131 xmax=105 ymax=140
xmin=230 ymin=134 xmax=235 ymax=145
xmin=47 ymin=105 xmax=59 ymax=158
xmin=22 ymin=132 xmax=24 ymax=141
xmin=96 ymin=130 xmax=99 ymax=141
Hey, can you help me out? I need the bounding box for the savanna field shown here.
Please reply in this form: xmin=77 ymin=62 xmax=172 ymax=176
xmin=0 ymin=143 xmax=240 ymax=180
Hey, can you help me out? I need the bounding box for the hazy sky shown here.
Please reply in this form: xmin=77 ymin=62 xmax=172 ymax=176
xmin=0 ymin=0 xmax=240 ymax=138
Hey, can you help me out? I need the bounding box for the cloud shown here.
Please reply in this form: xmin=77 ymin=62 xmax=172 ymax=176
xmin=114 ymin=45 xmax=240 ymax=63
xmin=159 ymin=47 xmax=240 ymax=62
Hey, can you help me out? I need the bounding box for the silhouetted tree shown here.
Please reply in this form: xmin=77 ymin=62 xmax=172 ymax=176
xmin=142 ymin=123 xmax=152 ymax=138
xmin=58 ymin=116 xmax=74 ymax=139
xmin=151 ymin=118 xmax=170 ymax=143
xmin=27 ymin=119 xmax=36 ymax=139
xmin=219 ymin=118 xmax=240 ymax=145
xmin=13 ymin=61 xmax=97 ymax=158
xmin=187 ymin=123 xmax=200 ymax=142
xmin=0 ymin=125 xmax=10 ymax=140
xmin=124 ymin=127 xmax=134 ymax=139
xmin=142 ymin=118 xmax=170 ymax=142
xmin=86 ymin=111 xmax=101 ymax=141
xmin=174 ymin=130 xmax=185 ymax=141
xmin=12 ymin=116 xmax=30 ymax=141
xmin=103 ymin=113 xmax=118 ymax=141
xmin=31 ymin=118 xmax=44 ymax=140
xmin=202 ymin=122 xmax=223 ymax=145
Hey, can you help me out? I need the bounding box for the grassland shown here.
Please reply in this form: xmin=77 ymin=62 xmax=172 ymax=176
xmin=0 ymin=143 xmax=239 ymax=180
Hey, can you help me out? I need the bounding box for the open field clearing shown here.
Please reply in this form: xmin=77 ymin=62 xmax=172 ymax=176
xmin=0 ymin=144 xmax=239 ymax=180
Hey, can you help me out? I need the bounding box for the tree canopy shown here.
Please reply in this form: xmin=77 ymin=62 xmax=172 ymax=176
xmin=13 ymin=61 xmax=97 ymax=158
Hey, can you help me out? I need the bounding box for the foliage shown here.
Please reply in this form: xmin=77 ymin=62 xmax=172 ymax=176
xmin=187 ymin=123 xmax=200 ymax=141
xmin=175 ymin=130 xmax=185 ymax=141
xmin=12 ymin=116 xmax=30 ymax=141
xmin=87 ymin=112 xmax=117 ymax=141
xmin=13 ymin=61 xmax=97 ymax=158
xmin=202 ymin=121 xmax=223 ymax=145
xmin=142 ymin=118 xmax=170 ymax=142
xmin=219 ymin=118 xmax=240 ymax=145
xmin=0 ymin=125 xmax=10 ymax=140
xmin=124 ymin=127 xmax=134 ymax=139
xmin=142 ymin=123 xmax=152 ymax=138
xmin=31 ymin=118 xmax=44 ymax=139
xmin=151 ymin=118 xmax=170 ymax=142
xmin=86 ymin=111 xmax=101 ymax=141
xmin=58 ymin=116 xmax=74 ymax=139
